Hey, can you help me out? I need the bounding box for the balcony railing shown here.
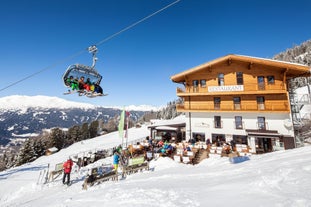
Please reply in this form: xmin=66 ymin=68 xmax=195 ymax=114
xmin=176 ymin=102 xmax=289 ymax=112
xmin=176 ymin=83 xmax=286 ymax=94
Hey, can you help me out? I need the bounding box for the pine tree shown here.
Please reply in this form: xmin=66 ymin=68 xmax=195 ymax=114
xmin=33 ymin=138 xmax=46 ymax=158
xmin=89 ymin=120 xmax=99 ymax=138
xmin=0 ymin=153 xmax=7 ymax=171
xmin=16 ymin=139 xmax=36 ymax=166
xmin=48 ymin=128 xmax=65 ymax=150
xmin=68 ymin=125 xmax=81 ymax=143
xmin=80 ymin=123 xmax=90 ymax=140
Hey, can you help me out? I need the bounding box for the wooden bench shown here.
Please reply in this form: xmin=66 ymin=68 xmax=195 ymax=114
xmin=82 ymin=165 xmax=118 ymax=190
xmin=121 ymin=156 xmax=149 ymax=178
xmin=48 ymin=163 xmax=63 ymax=182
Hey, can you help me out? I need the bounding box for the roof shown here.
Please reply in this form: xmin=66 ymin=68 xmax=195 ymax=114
xmin=170 ymin=54 xmax=310 ymax=83
xmin=155 ymin=126 xmax=178 ymax=131
xmin=147 ymin=117 xmax=186 ymax=129
xmin=245 ymin=129 xmax=282 ymax=138
xmin=47 ymin=147 xmax=58 ymax=152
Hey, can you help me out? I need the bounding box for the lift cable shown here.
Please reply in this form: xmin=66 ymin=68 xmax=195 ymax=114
xmin=0 ymin=0 xmax=181 ymax=93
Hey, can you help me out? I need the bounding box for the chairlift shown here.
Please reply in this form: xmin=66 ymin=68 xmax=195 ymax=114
xmin=62 ymin=46 xmax=105 ymax=97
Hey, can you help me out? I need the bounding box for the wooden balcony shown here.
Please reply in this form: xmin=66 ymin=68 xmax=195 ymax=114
xmin=176 ymin=102 xmax=290 ymax=113
xmin=176 ymin=83 xmax=287 ymax=96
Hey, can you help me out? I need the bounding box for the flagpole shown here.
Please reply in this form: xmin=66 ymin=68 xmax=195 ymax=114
xmin=125 ymin=111 xmax=129 ymax=147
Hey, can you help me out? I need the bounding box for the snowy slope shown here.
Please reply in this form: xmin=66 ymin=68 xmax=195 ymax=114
xmin=0 ymin=125 xmax=311 ymax=207
xmin=0 ymin=95 xmax=95 ymax=110
xmin=0 ymin=95 xmax=161 ymax=111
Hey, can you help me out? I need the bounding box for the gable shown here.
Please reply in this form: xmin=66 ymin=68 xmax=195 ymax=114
xmin=171 ymin=54 xmax=310 ymax=83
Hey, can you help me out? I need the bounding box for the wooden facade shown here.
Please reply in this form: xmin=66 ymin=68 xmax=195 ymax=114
xmin=171 ymin=55 xmax=309 ymax=113
xmin=171 ymin=54 xmax=310 ymax=153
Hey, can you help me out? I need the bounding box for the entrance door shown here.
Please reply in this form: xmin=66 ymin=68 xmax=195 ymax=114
xmin=256 ymin=137 xmax=272 ymax=153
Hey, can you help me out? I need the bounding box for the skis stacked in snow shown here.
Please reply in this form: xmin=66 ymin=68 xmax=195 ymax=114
xmin=37 ymin=164 xmax=50 ymax=185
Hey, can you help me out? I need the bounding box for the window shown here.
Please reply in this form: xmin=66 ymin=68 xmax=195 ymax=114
xmin=267 ymin=76 xmax=275 ymax=85
xmin=236 ymin=72 xmax=243 ymax=85
xmin=218 ymin=73 xmax=224 ymax=86
xmin=212 ymin=134 xmax=225 ymax=146
xmin=257 ymin=76 xmax=265 ymax=90
xmin=214 ymin=116 xmax=222 ymax=128
xmin=192 ymin=132 xmax=205 ymax=142
xmin=257 ymin=117 xmax=266 ymax=130
xmin=257 ymin=96 xmax=265 ymax=110
xmin=200 ymin=79 xmax=206 ymax=88
xmin=193 ymin=80 xmax=199 ymax=92
xmin=232 ymin=135 xmax=247 ymax=144
xmin=233 ymin=97 xmax=241 ymax=110
xmin=235 ymin=116 xmax=243 ymax=129
xmin=214 ymin=97 xmax=221 ymax=109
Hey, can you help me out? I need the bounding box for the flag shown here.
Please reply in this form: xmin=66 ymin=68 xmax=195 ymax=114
xmin=118 ymin=108 xmax=125 ymax=138
xmin=124 ymin=111 xmax=130 ymax=138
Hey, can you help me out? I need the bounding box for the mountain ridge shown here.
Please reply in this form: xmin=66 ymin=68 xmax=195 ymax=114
xmin=0 ymin=95 xmax=160 ymax=147
xmin=0 ymin=95 xmax=161 ymax=112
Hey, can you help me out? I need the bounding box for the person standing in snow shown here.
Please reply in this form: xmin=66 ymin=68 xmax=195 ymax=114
xmin=62 ymin=158 xmax=73 ymax=185
xmin=113 ymin=150 xmax=120 ymax=171
xmin=230 ymin=139 xmax=236 ymax=152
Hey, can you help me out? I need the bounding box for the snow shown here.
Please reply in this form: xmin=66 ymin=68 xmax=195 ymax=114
xmin=1 ymin=123 xmax=311 ymax=207
xmin=109 ymin=104 xmax=163 ymax=112
xmin=0 ymin=95 xmax=95 ymax=110
xmin=11 ymin=133 xmax=39 ymax=138
xmin=150 ymin=115 xmax=186 ymax=126
xmin=0 ymin=95 xmax=161 ymax=112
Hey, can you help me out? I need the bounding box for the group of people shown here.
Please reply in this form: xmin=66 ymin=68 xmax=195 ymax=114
xmin=61 ymin=137 xmax=213 ymax=185
xmin=65 ymin=76 xmax=103 ymax=94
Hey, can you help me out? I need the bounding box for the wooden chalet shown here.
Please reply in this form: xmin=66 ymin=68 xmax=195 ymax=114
xmin=171 ymin=54 xmax=310 ymax=153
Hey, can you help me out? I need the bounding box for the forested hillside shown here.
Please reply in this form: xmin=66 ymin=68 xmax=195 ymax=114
xmin=273 ymin=39 xmax=311 ymax=88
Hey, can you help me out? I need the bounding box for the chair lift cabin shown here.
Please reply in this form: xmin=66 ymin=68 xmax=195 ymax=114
xmin=171 ymin=54 xmax=310 ymax=154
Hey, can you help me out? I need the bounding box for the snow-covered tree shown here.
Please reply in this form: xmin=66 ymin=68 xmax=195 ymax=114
xmin=16 ymin=139 xmax=36 ymax=166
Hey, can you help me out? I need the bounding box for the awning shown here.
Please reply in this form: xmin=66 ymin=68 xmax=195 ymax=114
xmin=155 ymin=126 xmax=178 ymax=131
xmin=246 ymin=129 xmax=282 ymax=138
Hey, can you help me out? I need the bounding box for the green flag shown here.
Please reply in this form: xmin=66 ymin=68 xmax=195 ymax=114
xmin=118 ymin=108 xmax=125 ymax=138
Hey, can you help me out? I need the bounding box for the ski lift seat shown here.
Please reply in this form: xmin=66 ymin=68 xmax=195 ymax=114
xmin=62 ymin=64 xmax=102 ymax=87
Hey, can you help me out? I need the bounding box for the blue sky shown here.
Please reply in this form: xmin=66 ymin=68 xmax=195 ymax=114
xmin=0 ymin=0 xmax=310 ymax=107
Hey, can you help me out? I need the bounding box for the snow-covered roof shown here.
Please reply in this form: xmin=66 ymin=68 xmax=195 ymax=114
xmin=149 ymin=115 xmax=186 ymax=127
xmin=155 ymin=126 xmax=178 ymax=131
xmin=47 ymin=147 xmax=58 ymax=152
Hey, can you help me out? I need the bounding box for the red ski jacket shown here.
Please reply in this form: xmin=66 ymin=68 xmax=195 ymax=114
xmin=63 ymin=159 xmax=73 ymax=174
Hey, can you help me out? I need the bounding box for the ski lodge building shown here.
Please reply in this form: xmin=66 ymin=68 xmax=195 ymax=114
xmin=171 ymin=54 xmax=310 ymax=154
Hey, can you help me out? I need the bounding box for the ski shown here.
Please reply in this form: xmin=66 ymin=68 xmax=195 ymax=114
xmin=63 ymin=89 xmax=107 ymax=97
xmin=63 ymin=90 xmax=83 ymax=95
xmin=85 ymin=91 xmax=108 ymax=98
xmin=44 ymin=164 xmax=50 ymax=184
xmin=37 ymin=170 xmax=42 ymax=185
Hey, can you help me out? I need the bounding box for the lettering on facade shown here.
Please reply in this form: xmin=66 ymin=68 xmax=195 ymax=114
xmin=194 ymin=122 xmax=210 ymax=128
xmin=208 ymin=85 xmax=244 ymax=92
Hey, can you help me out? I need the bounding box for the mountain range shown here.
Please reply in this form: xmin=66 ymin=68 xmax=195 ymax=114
xmin=0 ymin=95 xmax=158 ymax=146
